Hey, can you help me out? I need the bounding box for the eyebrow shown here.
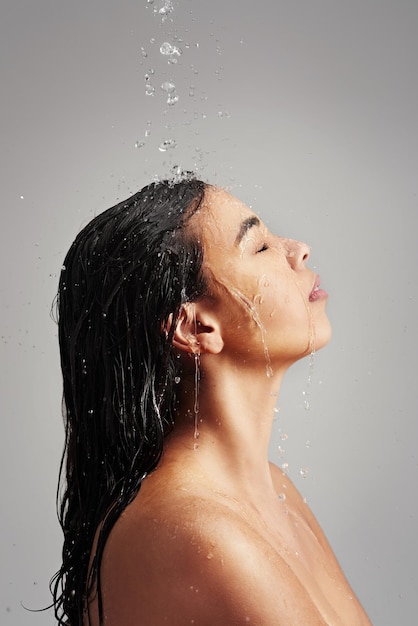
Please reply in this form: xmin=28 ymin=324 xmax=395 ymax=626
xmin=235 ymin=216 xmax=261 ymax=246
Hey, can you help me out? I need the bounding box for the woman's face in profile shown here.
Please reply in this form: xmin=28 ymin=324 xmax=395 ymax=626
xmin=192 ymin=186 xmax=331 ymax=368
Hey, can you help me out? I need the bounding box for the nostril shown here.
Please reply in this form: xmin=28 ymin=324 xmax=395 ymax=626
xmin=301 ymin=244 xmax=311 ymax=263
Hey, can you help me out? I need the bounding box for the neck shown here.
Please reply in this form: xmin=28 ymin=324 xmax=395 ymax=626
xmin=165 ymin=358 xmax=289 ymax=497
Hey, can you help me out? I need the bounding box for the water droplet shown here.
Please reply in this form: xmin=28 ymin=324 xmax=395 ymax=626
xmin=145 ymin=84 xmax=155 ymax=96
xmin=140 ymin=47 xmax=148 ymax=58
xmin=88 ymin=409 xmax=94 ymax=415
xmin=160 ymin=42 xmax=172 ymax=55
xmin=300 ymin=466 xmax=310 ymax=479
xmin=135 ymin=141 xmax=145 ymax=149
xmin=20 ymin=195 xmax=24 ymax=200
xmin=160 ymin=42 xmax=182 ymax=57
xmin=174 ymin=376 xmax=181 ymax=384
xmin=281 ymin=462 xmax=289 ymax=473
xmin=150 ymin=37 xmax=156 ymax=44
xmin=159 ymin=138 xmax=177 ymax=152
xmin=161 ymin=81 xmax=176 ymax=93
xmin=147 ymin=0 xmax=154 ymax=4
xmin=273 ymin=407 xmax=280 ymax=414
xmin=280 ymin=432 xmax=288 ymax=441
xmin=278 ymin=446 xmax=285 ymax=458
xmin=158 ymin=0 xmax=174 ymax=17
xmin=145 ymin=129 xmax=151 ymax=137
xmin=167 ymin=94 xmax=179 ymax=105
xmin=305 ymin=439 xmax=311 ymax=449
xmin=161 ymin=82 xmax=179 ymax=105
xmin=278 ymin=493 xmax=286 ymax=503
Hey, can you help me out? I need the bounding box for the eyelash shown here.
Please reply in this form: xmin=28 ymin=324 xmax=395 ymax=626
xmin=257 ymin=244 xmax=269 ymax=253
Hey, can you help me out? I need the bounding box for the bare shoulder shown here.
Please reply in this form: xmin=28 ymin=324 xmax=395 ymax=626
xmin=269 ymin=461 xmax=332 ymax=552
xmin=99 ymin=477 xmax=326 ymax=626
xmin=269 ymin=460 xmax=305 ymax=504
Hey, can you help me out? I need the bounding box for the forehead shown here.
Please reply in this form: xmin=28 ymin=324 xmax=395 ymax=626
xmin=194 ymin=186 xmax=256 ymax=247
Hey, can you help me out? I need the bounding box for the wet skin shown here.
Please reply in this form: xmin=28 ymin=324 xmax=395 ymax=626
xmin=87 ymin=188 xmax=371 ymax=625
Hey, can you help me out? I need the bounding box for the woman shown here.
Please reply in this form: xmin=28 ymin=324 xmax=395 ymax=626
xmin=52 ymin=175 xmax=371 ymax=625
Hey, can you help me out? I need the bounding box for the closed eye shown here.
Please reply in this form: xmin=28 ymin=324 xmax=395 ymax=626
xmin=257 ymin=243 xmax=269 ymax=253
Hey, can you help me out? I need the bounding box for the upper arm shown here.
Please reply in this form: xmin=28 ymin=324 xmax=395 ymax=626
xmin=99 ymin=503 xmax=326 ymax=626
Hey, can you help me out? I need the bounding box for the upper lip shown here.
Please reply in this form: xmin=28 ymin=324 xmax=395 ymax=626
xmin=309 ymin=274 xmax=320 ymax=296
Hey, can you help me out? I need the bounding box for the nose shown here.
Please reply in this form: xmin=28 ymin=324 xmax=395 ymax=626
xmin=283 ymin=238 xmax=310 ymax=270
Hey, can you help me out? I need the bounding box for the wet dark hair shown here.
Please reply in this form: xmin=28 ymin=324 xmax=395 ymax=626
xmin=51 ymin=176 xmax=208 ymax=625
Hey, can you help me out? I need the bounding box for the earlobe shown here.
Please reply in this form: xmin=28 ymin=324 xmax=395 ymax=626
xmin=170 ymin=303 xmax=224 ymax=355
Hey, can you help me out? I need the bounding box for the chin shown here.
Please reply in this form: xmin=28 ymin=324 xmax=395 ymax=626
xmin=312 ymin=317 xmax=332 ymax=352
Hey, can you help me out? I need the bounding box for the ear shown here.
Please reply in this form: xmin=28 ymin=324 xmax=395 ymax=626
xmin=168 ymin=302 xmax=224 ymax=355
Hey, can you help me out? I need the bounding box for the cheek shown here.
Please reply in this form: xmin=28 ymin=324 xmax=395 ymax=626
xmin=257 ymin=269 xmax=304 ymax=314
xmin=259 ymin=277 xmax=313 ymax=343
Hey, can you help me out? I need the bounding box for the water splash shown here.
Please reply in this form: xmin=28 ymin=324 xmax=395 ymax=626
xmin=193 ymin=353 xmax=201 ymax=449
xmin=302 ymin=350 xmax=315 ymax=410
xmin=229 ymin=287 xmax=273 ymax=378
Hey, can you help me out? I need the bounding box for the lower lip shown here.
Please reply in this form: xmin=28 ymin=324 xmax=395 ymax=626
xmin=309 ymin=288 xmax=328 ymax=302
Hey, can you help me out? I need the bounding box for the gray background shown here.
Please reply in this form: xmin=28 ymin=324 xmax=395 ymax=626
xmin=1 ymin=1 xmax=417 ymax=624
